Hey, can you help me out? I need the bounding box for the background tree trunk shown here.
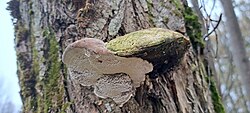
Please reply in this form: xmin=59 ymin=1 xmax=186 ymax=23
xmin=220 ymin=0 xmax=250 ymax=101
xmin=8 ymin=0 xmax=224 ymax=113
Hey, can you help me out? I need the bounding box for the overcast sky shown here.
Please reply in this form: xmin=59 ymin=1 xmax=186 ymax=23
xmin=0 ymin=0 xmax=22 ymax=111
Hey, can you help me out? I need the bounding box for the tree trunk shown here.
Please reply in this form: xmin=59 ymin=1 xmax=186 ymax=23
xmin=220 ymin=0 xmax=250 ymax=101
xmin=8 ymin=0 xmax=224 ymax=113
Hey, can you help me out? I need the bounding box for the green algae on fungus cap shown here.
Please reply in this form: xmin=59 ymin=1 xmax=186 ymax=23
xmin=106 ymin=28 xmax=190 ymax=56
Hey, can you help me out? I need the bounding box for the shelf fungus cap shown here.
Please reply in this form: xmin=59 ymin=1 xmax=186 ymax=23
xmin=62 ymin=38 xmax=109 ymax=86
xmin=62 ymin=38 xmax=153 ymax=87
xmin=62 ymin=38 xmax=110 ymax=71
xmin=88 ymin=54 xmax=153 ymax=87
xmin=106 ymin=28 xmax=189 ymax=56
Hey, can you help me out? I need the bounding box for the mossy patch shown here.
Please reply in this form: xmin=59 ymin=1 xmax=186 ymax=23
xmin=37 ymin=28 xmax=67 ymax=113
xmin=183 ymin=5 xmax=225 ymax=113
xmin=106 ymin=28 xmax=188 ymax=56
xmin=183 ymin=6 xmax=204 ymax=53
xmin=14 ymin=21 xmax=39 ymax=112
xmin=206 ymin=77 xmax=225 ymax=113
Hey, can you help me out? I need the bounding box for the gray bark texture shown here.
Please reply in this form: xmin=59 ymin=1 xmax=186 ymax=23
xmin=220 ymin=0 xmax=250 ymax=101
xmin=7 ymin=0 xmax=222 ymax=113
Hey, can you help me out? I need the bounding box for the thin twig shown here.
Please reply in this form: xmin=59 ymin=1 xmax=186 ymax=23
xmin=204 ymin=14 xmax=222 ymax=38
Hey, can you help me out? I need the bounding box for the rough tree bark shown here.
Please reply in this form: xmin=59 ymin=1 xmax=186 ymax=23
xmin=7 ymin=0 xmax=224 ymax=113
xmin=190 ymin=0 xmax=220 ymax=95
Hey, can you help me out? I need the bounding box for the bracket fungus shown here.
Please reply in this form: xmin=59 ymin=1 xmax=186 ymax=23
xmin=62 ymin=28 xmax=190 ymax=106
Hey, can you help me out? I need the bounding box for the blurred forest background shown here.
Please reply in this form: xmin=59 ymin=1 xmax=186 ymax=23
xmin=1 ymin=0 xmax=250 ymax=113
xmin=193 ymin=0 xmax=250 ymax=112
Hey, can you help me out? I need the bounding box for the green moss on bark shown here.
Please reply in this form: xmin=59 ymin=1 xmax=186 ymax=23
xmin=206 ymin=77 xmax=225 ymax=113
xmin=38 ymin=29 xmax=66 ymax=113
xmin=183 ymin=6 xmax=204 ymax=53
xmin=15 ymin=22 xmax=39 ymax=112
xmin=183 ymin=5 xmax=225 ymax=113
xmin=16 ymin=22 xmax=69 ymax=113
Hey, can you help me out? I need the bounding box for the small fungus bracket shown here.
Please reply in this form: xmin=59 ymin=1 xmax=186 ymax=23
xmin=62 ymin=28 xmax=190 ymax=106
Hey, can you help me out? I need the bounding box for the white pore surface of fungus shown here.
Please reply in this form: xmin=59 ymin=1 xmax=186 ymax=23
xmin=68 ymin=68 xmax=101 ymax=86
xmin=62 ymin=38 xmax=153 ymax=106
xmin=94 ymin=74 xmax=133 ymax=106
